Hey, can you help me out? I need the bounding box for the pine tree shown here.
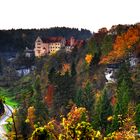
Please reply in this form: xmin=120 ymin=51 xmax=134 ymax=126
xmin=75 ymin=82 xmax=95 ymax=115
xmin=71 ymin=62 xmax=77 ymax=77
xmin=83 ymin=82 xmax=95 ymax=112
xmin=117 ymin=79 xmax=129 ymax=116
xmin=52 ymin=71 xmax=76 ymax=117
xmin=75 ymin=89 xmax=83 ymax=107
xmin=117 ymin=62 xmax=133 ymax=97
xmin=48 ymin=67 xmax=56 ymax=83
xmin=33 ymin=75 xmax=48 ymax=123
xmin=99 ymin=89 xmax=112 ymax=132
xmin=111 ymin=104 xmax=120 ymax=132
xmin=93 ymin=89 xmax=112 ymax=134
xmin=111 ymin=62 xmax=133 ymax=132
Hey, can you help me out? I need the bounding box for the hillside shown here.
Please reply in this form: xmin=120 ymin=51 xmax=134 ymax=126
xmin=0 ymin=27 xmax=92 ymax=52
xmin=0 ymin=23 xmax=140 ymax=139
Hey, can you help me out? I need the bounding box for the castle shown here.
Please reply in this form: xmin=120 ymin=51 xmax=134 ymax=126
xmin=34 ymin=36 xmax=76 ymax=57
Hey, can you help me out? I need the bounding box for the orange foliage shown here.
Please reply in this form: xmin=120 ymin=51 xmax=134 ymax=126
xmin=100 ymin=27 xmax=140 ymax=64
xmin=85 ymin=54 xmax=93 ymax=64
xmin=62 ymin=105 xmax=88 ymax=126
xmin=62 ymin=63 xmax=70 ymax=74
xmin=45 ymin=84 xmax=54 ymax=108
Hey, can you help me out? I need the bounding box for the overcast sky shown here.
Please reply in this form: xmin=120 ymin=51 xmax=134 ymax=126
xmin=0 ymin=0 xmax=139 ymax=32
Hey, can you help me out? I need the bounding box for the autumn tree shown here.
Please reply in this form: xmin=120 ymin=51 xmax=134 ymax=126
xmin=100 ymin=26 xmax=140 ymax=64
xmin=85 ymin=54 xmax=93 ymax=64
xmin=27 ymin=106 xmax=36 ymax=129
xmin=45 ymin=84 xmax=54 ymax=108
xmin=58 ymin=106 xmax=102 ymax=139
xmin=31 ymin=127 xmax=54 ymax=140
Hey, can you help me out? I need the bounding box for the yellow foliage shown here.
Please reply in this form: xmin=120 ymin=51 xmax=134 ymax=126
xmin=85 ymin=54 xmax=93 ymax=64
xmin=107 ymin=116 xmax=113 ymax=121
xmin=27 ymin=106 xmax=36 ymax=128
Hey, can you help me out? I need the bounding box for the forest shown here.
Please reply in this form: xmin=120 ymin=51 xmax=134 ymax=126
xmin=0 ymin=23 xmax=140 ymax=139
xmin=0 ymin=27 xmax=92 ymax=52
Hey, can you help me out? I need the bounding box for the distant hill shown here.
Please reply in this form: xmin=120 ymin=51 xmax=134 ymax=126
xmin=0 ymin=27 xmax=92 ymax=52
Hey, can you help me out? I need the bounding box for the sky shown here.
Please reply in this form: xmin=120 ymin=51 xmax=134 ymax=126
xmin=0 ymin=0 xmax=139 ymax=32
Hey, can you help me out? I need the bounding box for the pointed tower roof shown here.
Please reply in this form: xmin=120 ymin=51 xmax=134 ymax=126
xmin=35 ymin=36 xmax=43 ymax=43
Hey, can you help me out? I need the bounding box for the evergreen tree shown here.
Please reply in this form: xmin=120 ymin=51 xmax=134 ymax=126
xmin=75 ymin=89 xmax=83 ymax=107
xmin=89 ymin=52 xmax=101 ymax=75
xmin=117 ymin=62 xmax=133 ymax=94
xmin=92 ymin=97 xmax=102 ymax=130
xmin=101 ymin=35 xmax=114 ymax=56
xmin=16 ymin=107 xmax=31 ymax=138
xmin=111 ymin=104 xmax=120 ymax=132
xmin=71 ymin=62 xmax=77 ymax=77
xmin=83 ymin=82 xmax=95 ymax=112
xmin=93 ymin=89 xmax=112 ymax=134
xmin=48 ymin=67 xmax=56 ymax=83
xmin=117 ymin=79 xmax=129 ymax=116
xmin=52 ymin=71 xmax=76 ymax=117
xmin=33 ymin=75 xmax=48 ymax=123
xmin=87 ymin=38 xmax=98 ymax=55
xmin=0 ymin=57 xmax=2 ymax=74
xmin=111 ymin=62 xmax=133 ymax=132
xmin=75 ymin=82 xmax=94 ymax=114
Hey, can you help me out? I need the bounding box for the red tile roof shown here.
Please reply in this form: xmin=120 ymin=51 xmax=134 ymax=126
xmin=42 ymin=37 xmax=64 ymax=43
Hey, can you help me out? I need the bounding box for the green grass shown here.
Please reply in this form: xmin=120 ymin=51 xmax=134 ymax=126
xmin=0 ymin=87 xmax=18 ymax=108
xmin=0 ymin=87 xmax=17 ymax=133
xmin=4 ymin=98 xmax=18 ymax=108
xmin=3 ymin=120 xmax=13 ymax=133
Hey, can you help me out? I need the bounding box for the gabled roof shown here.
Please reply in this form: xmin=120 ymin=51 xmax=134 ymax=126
xmin=42 ymin=37 xmax=65 ymax=43
xmin=36 ymin=36 xmax=42 ymax=42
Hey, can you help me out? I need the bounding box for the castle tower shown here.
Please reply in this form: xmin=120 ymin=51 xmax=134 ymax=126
xmin=70 ymin=36 xmax=75 ymax=47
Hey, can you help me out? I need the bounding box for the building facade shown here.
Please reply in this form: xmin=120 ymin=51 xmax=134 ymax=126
xmin=34 ymin=36 xmax=84 ymax=57
xmin=34 ymin=36 xmax=66 ymax=57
